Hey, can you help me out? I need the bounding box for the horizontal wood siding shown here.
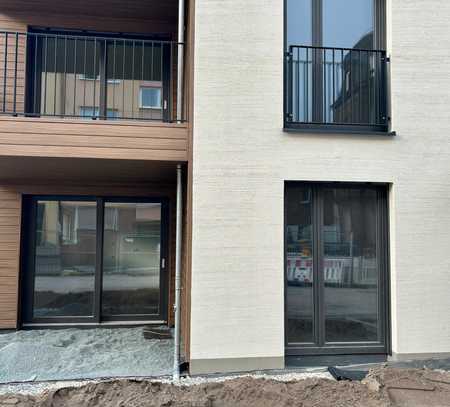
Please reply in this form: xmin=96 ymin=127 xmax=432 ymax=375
xmin=0 ymin=181 xmax=177 ymax=330
xmin=0 ymin=187 xmax=21 ymax=329
xmin=0 ymin=117 xmax=189 ymax=161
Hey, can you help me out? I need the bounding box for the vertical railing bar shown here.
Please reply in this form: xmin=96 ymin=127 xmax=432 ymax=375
xmin=332 ymin=49 xmax=335 ymax=124
xmin=384 ymin=51 xmax=390 ymax=127
xmin=303 ymin=52 xmax=307 ymax=121
xmin=101 ymin=38 xmax=107 ymax=119
xmin=367 ymin=51 xmax=370 ymax=124
xmin=141 ymin=40 xmax=145 ymax=120
xmin=150 ymin=42 xmax=154 ymax=81
xmin=150 ymin=41 xmax=154 ymax=120
xmin=160 ymin=42 xmax=163 ymax=121
xmin=53 ymin=36 xmax=57 ymax=115
xmin=327 ymin=59 xmax=332 ymax=123
xmin=358 ymin=50 xmax=362 ymax=124
xmin=34 ymin=35 xmax=38 ymax=114
xmin=92 ymin=38 xmax=97 ymax=118
xmin=375 ymin=51 xmax=379 ymax=124
xmin=83 ymin=38 xmax=87 ymax=116
xmin=62 ymin=35 xmax=67 ymax=117
xmin=73 ymin=38 xmax=77 ymax=117
xmin=13 ymin=32 xmax=18 ymax=114
xmin=122 ymin=39 xmax=126 ymax=118
xmin=131 ymin=40 xmax=135 ymax=119
xmin=3 ymin=32 xmax=8 ymax=112
xmin=295 ymin=47 xmax=299 ymax=121
xmin=43 ymin=35 xmax=48 ymax=115
xmin=323 ymin=48 xmax=326 ymax=123
xmin=169 ymin=42 xmax=174 ymax=121
xmin=137 ymin=41 xmax=145 ymax=118
xmin=341 ymin=49 xmax=344 ymax=124
xmin=350 ymin=49 xmax=354 ymax=124
xmin=306 ymin=47 xmax=309 ymax=122
xmin=112 ymin=40 xmax=116 ymax=117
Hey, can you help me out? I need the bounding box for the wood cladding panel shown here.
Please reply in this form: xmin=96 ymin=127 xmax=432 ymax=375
xmin=0 ymin=117 xmax=189 ymax=161
xmin=0 ymin=186 xmax=21 ymax=329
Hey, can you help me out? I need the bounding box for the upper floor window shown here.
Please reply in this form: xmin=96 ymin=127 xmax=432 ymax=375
xmin=285 ymin=0 xmax=389 ymax=133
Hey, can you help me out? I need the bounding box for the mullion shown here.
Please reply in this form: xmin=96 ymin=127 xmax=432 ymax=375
xmin=312 ymin=185 xmax=322 ymax=347
xmin=312 ymin=0 xmax=323 ymax=123
xmin=315 ymin=186 xmax=326 ymax=347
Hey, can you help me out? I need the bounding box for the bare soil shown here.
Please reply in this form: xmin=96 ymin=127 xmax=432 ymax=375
xmin=1 ymin=367 xmax=450 ymax=407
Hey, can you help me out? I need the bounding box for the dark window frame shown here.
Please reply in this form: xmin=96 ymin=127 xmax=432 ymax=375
xmin=20 ymin=195 xmax=170 ymax=326
xmin=284 ymin=181 xmax=391 ymax=357
xmin=283 ymin=0 xmax=390 ymax=134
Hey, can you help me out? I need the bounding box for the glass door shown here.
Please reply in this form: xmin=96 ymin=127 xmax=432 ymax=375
xmin=22 ymin=198 xmax=98 ymax=323
xmin=102 ymin=201 xmax=165 ymax=321
xmin=285 ymin=183 xmax=389 ymax=356
xmin=22 ymin=196 xmax=168 ymax=325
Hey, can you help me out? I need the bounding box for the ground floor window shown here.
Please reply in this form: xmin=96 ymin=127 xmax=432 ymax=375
xmin=285 ymin=182 xmax=389 ymax=356
xmin=21 ymin=196 xmax=169 ymax=325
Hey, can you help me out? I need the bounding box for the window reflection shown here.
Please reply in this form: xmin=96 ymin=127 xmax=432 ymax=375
xmin=34 ymin=201 xmax=96 ymax=318
xmin=102 ymin=202 xmax=162 ymax=316
xmin=286 ymin=186 xmax=314 ymax=344
xmin=322 ymin=188 xmax=379 ymax=342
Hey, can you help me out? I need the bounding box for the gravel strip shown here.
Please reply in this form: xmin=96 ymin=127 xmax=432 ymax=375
xmin=0 ymin=370 xmax=334 ymax=396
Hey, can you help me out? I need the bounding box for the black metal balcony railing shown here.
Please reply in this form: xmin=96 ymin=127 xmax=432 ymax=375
xmin=285 ymin=45 xmax=389 ymax=132
xmin=0 ymin=31 xmax=185 ymax=122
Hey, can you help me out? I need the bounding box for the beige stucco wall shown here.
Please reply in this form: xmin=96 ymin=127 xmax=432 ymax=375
xmin=190 ymin=0 xmax=450 ymax=371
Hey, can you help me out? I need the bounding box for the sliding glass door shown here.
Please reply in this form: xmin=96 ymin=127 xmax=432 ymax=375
xmin=22 ymin=196 xmax=168 ymax=325
xmin=285 ymin=183 xmax=389 ymax=355
xmin=102 ymin=201 xmax=163 ymax=319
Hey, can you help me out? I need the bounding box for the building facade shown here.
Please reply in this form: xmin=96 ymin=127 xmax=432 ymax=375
xmin=0 ymin=0 xmax=449 ymax=376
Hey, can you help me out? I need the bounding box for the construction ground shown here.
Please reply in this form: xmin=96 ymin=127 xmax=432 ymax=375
xmin=1 ymin=328 xmax=450 ymax=406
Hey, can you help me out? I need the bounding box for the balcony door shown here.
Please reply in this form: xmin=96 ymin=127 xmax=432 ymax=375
xmin=285 ymin=183 xmax=389 ymax=356
xmin=21 ymin=196 xmax=169 ymax=325
xmin=25 ymin=29 xmax=173 ymax=121
xmin=285 ymin=0 xmax=387 ymax=130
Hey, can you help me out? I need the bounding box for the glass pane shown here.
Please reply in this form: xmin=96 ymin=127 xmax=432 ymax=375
xmin=322 ymin=187 xmax=379 ymax=343
xmin=140 ymin=88 xmax=162 ymax=109
xmin=323 ymin=48 xmax=379 ymax=125
xmin=106 ymin=41 xmax=164 ymax=120
xmin=323 ymin=0 xmax=374 ymax=49
xmin=39 ymin=37 xmax=101 ymax=117
xmin=286 ymin=0 xmax=313 ymax=123
xmin=322 ymin=0 xmax=376 ymax=125
xmin=286 ymin=185 xmax=314 ymax=344
xmin=286 ymin=0 xmax=312 ymax=48
xmin=102 ymin=202 xmax=161 ymax=316
xmin=33 ymin=201 xmax=96 ymax=318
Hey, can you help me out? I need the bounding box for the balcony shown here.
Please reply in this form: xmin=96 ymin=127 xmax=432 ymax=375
xmin=0 ymin=30 xmax=184 ymax=122
xmin=285 ymin=45 xmax=390 ymax=133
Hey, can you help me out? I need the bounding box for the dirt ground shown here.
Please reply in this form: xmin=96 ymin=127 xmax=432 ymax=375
xmin=1 ymin=367 xmax=450 ymax=407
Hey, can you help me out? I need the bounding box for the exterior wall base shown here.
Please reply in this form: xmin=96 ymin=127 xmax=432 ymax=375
xmin=390 ymin=352 xmax=450 ymax=362
xmin=189 ymin=356 xmax=284 ymax=375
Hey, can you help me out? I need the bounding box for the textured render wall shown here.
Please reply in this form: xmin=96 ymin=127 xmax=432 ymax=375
xmin=190 ymin=0 xmax=450 ymax=367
